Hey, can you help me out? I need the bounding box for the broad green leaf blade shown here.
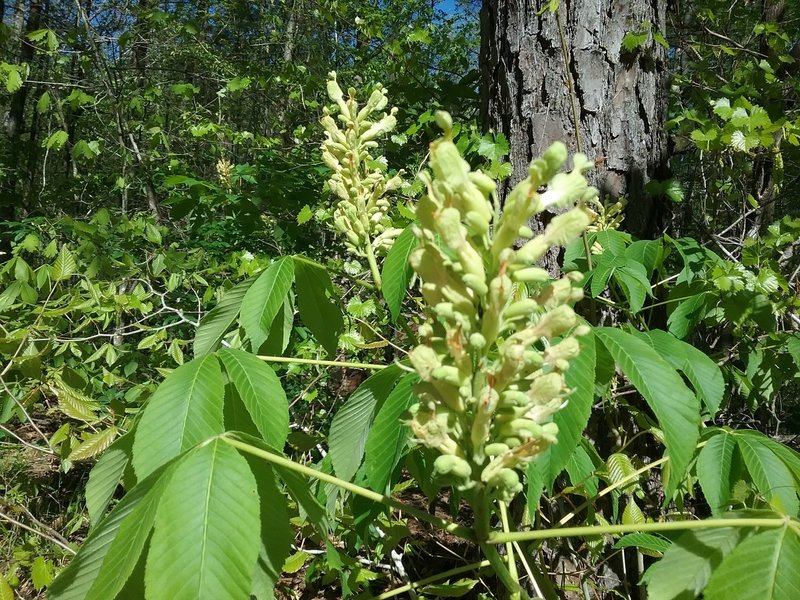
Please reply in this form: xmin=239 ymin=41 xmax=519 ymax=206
xmin=247 ymin=461 xmax=292 ymax=599
xmin=526 ymin=461 xmax=544 ymax=519
xmin=737 ymin=434 xmax=799 ymax=515
xmin=667 ymin=292 xmax=707 ymax=339
xmin=642 ymin=526 xmax=749 ymax=600
xmin=261 ymin=295 xmax=294 ymax=356
xmin=293 ymin=256 xmax=343 ymax=356
xmin=614 ymin=532 xmax=671 ymax=555
xmin=49 ymin=463 xmax=174 ymax=600
xmin=194 ymin=279 xmax=254 ymax=356
xmin=52 ymin=245 xmax=77 ymax=281
xmin=696 ymin=431 xmax=736 ymax=516
xmin=69 ymin=427 xmax=118 ymax=462
xmin=704 ymin=526 xmax=800 ymax=600
xmin=365 ymin=373 xmax=418 ymax=491
xmin=85 ymin=433 xmax=133 ymax=528
xmin=329 ymin=365 xmax=403 ymax=483
xmin=537 ymin=333 xmax=596 ymax=487
xmin=380 ymin=224 xmax=418 ymax=321
xmin=132 ymin=355 xmax=224 ymax=479
xmin=565 ymin=443 xmax=598 ymax=497
xmin=217 ymin=348 xmax=289 ymax=449
xmin=240 ymin=257 xmax=294 ymax=352
xmin=145 ymin=439 xmax=260 ymax=600
xmin=641 ymin=330 xmax=724 ymax=416
xmin=595 ymin=328 xmax=700 ymax=497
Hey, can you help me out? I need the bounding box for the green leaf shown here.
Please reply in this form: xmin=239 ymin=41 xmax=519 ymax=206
xmin=667 ymin=292 xmax=708 ymax=339
xmin=595 ymin=328 xmax=700 ymax=497
xmin=737 ymin=434 xmax=799 ymax=515
xmin=194 ymin=279 xmax=254 ymax=356
xmin=420 ymin=578 xmax=478 ymax=597
xmin=132 ymin=355 xmax=224 ymax=479
xmin=69 ymin=427 xmax=118 ymax=462
xmin=49 ymin=462 xmax=174 ymax=600
xmin=37 ymin=91 xmax=51 ymax=114
xmin=297 ymin=205 xmax=313 ymax=225
xmin=380 ymin=224 xmax=418 ymax=322
xmin=52 ymin=245 xmax=77 ymax=281
xmin=614 ymin=533 xmax=671 ymax=556
xmin=329 ymin=365 xmax=403 ymax=483
xmin=6 ymin=69 xmax=22 ymax=93
xmin=85 ymin=433 xmax=133 ymax=528
xmin=44 ymin=130 xmax=69 ymax=150
xmin=565 ymin=443 xmax=598 ymax=496
xmin=217 ymin=348 xmax=289 ymax=449
xmin=293 ymin=256 xmax=343 ymax=356
xmin=365 ymin=373 xmax=418 ymax=491
xmin=31 ymin=556 xmax=54 ymax=590
xmin=0 ymin=574 xmax=13 ymax=600
xmin=704 ymin=526 xmax=800 ymax=600
xmin=622 ymin=31 xmax=649 ymax=52
xmin=249 ymin=462 xmax=292 ymax=598
xmin=537 ymin=333 xmax=596 ymax=487
xmin=477 ymin=132 xmax=509 ymax=162
xmin=642 ymin=526 xmax=749 ymax=600
xmin=240 ymin=258 xmax=294 ymax=352
xmin=146 ymin=439 xmax=260 ymax=600
xmin=696 ymin=431 xmax=737 ymax=516
xmin=640 ymin=330 xmax=724 ymax=416
xmin=261 ymin=295 xmax=294 ymax=356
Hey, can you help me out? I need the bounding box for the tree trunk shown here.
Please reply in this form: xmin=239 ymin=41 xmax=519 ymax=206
xmin=1 ymin=0 xmax=42 ymax=253
xmin=481 ymin=0 xmax=670 ymax=259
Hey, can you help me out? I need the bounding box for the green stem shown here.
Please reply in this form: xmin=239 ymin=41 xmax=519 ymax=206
xmin=221 ymin=434 xmax=475 ymax=542
xmin=499 ymin=501 xmax=520 ymax=600
xmin=374 ymin=560 xmax=492 ymax=599
xmin=256 ymin=355 xmax=387 ymax=370
xmin=364 ymin=241 xmax=383 ymax=290
xmin=481 ymin=543 xmax=531 ymax=600
xmin=488 ymin=517 xmax=790 ymax=545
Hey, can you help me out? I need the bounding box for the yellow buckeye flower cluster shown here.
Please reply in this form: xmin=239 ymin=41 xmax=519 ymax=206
xmin=407 ymin=112 xmax=597 ymax=503
xmin=320 ymin=72 xmax=404 ymax=267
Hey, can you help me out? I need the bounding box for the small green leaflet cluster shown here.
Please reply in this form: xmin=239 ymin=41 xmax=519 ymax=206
xmin=320 ymin=72 xmax=404 ymax=259
xmin=405 ymin=112 xmax=598 ymax=505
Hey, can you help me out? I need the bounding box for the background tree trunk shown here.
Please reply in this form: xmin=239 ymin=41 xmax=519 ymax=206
xmin=480 ymin=0 xmax=670 ymax=259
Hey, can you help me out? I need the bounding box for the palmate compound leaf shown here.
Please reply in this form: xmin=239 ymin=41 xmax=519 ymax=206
xmin=145 ymin=439 xmax=261 ymax=600
xmin=329 ymin=365 xmax=403 ymax=483
xmin=239 ymin=257 xmax=294 ymax=352
xmin=703 ymin=524 xmax=800 ymax=600
xmin=49 ymin=459 xmax=177 ymax=600
xmin=641 ymin=525 xmax=752 ymax=600
xmin=217 ymin=348 xmax=289 ymax=449
xmin=696 ymin=430 xmax=736 ymax=516
xmin=132 ymin=354 xmax=224 ymax=480
xmin=594 ymin=328 xmax=701 ymax=498
xmin=293 ymin=256 xmax=343 ymax=356
xmin=380 ymin=223 xmax=418 ymax=322
xmin=364 ymin=372 xmax=418 ymax=491
xmin=194 ymin=278 xmax=254 ymax=356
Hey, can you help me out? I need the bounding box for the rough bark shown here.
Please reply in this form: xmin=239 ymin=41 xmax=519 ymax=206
xmin=481 ymin=0 xmax=670 ymax=259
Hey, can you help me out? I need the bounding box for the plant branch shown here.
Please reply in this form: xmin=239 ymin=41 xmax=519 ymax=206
xmin=221 ymin=434 xmax=475 ymax=542
xmin=488 ymin=517 xmax=791 ymax=545
xmin=256 ymin=355 xmax=387 ymax=370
